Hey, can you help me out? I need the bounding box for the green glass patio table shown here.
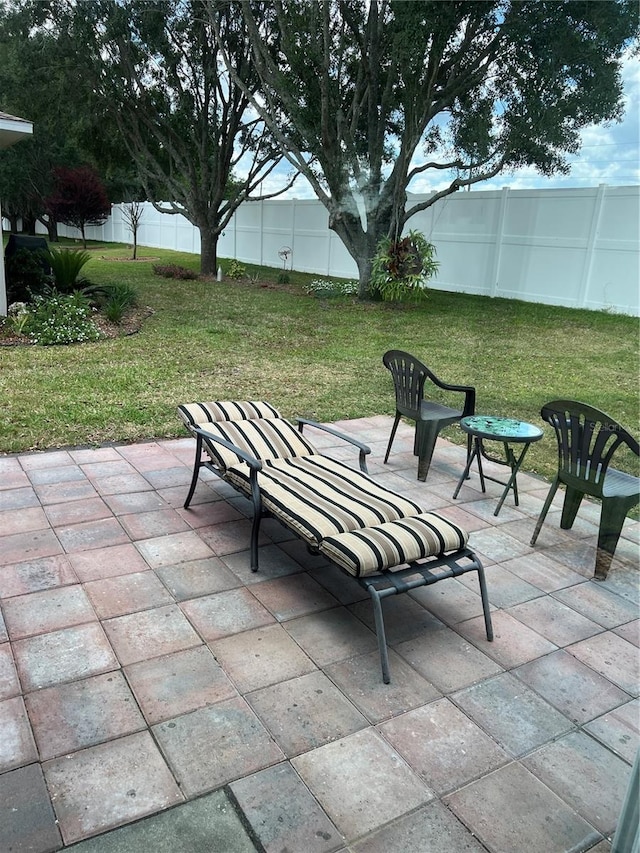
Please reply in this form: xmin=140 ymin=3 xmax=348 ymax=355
xmin=452 ymin=415 xmax=544 ymax=516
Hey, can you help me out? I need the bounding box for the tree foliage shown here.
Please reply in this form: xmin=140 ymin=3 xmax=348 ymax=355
xmin=230 ymin=0 xmax=639 ymax=295
xmin=62 ymin=0 xmax=294 ymax=274
xmin=0 ymin=1 xmax=142 ymax=236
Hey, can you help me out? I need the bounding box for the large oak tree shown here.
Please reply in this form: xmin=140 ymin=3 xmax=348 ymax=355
xmin=70 ymin=0 xmax=294 ymax=275
xmin=224 ymin=0 xmax=639 ymax=295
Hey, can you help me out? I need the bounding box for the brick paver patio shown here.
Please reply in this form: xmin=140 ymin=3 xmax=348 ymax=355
xmin=0 ymin=417 xmax=638 ymax=852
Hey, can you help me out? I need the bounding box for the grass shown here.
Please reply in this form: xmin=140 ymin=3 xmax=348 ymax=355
xmin=1 ymin=242 xmax=638 ymax=490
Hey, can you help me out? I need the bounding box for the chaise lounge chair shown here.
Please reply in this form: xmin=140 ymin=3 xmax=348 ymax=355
xmin=178 ymin=400 xmax=493 ymax=682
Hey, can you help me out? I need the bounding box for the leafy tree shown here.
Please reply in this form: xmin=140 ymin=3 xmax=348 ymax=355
xmin=230 ymin=0 xmax=639 ymax=296
xmin=61 ymin=0 xmax=296 ymax=275
xmin=44 ymin=165 xmax=111 ymax=247
xmin=0 ymin=2 xmax=144 ymax=237
xmin=0 ymin=147 xmax=39 ymax=234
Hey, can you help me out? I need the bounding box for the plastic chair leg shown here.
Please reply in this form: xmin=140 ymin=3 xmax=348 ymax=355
xmin=560 ymin=486 xmax=585 ymax=530
xmin=530 ymin=478 xmax=559 ymax=546
xmin=384 ymin=413 xmax=402 ymax=464
xmin=594 ymin=497 xmax=632 ymax=581
xmin=417 ymin=441 xmax=437 ymax=481
xmin=415 ymin=421 xmax=439 ymax=482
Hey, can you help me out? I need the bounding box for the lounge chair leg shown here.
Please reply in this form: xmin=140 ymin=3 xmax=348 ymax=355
xmin=476 ymin=563 xmax=493 ymax=641
xmin=250 ymin=515 xmax=260 ymax=573
xmin=184 ymin=433 xmax=203 ymax=509
xmin=368 ymin=585 xmax=391 ymax=684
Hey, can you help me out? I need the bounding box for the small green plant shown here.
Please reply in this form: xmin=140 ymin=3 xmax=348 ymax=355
xmin=278 ymin=273 xmax=290 ymax=284
xmin=28 ymin=291 xmax=103 ymax=346
xmin=152 ymin=263 xmax=198 ymax=280
xmin=102 ymin=283 xmax=139 ymax=324
xmin=225 ymin=259 xmax=246 ymax=279
xmin=370 ymin=230 xmax=439 ymax=302
xmin=46 ymin=248 xmax=92 ymax=293
xmin=6 ymin=302 xmax=31 ymax=335
xmin=306 ymin=278 xmax=358 ymax=298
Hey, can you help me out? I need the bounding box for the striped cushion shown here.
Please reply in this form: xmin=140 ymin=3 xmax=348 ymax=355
xmin=198 ymin=418 xmax=318 ymax=471
xmin=178 ymin=400 xmax=281 ymax=431
xmin=226 ymin=455 xmax=424 ymax=547
xmin=319 ymin=514 xmax=468 ymax=577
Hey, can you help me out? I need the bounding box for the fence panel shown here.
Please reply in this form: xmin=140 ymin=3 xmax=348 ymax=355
xmin=25 ymin=185 xmax=639 ymax=315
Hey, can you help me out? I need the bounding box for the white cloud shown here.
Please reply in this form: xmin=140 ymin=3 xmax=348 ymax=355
xmin=483 ymin=51 xmax=640 ymax=191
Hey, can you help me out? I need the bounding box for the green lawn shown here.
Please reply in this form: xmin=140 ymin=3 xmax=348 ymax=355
xmin=1 ymin=242 xmax=638 ymax=489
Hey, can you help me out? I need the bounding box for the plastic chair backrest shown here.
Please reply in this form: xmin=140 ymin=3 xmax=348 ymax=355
xmin=383 ymin=350 xmax=438 ymax=419
xmin=541 ymin=399 xmax=639 ymax=497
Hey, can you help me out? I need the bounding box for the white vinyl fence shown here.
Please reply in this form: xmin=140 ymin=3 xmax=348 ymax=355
xmin=43 ymin=184 xmax=640 ymax=315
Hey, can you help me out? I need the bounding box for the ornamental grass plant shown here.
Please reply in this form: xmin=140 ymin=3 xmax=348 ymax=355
xmin=1 ymin=242 xmax=638 ymax=494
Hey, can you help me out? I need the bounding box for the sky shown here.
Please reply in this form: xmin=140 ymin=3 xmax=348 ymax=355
xmin=259 ymin=50 xmax=640 ymax=200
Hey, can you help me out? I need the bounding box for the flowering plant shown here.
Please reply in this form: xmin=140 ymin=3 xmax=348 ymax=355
xmin=7 ymin=301 xmax=31 ymax=335
xmin=306 ymin=278 xmax=358 ymax=298
xmin=28 ymin=292 xmax=103 ymax=345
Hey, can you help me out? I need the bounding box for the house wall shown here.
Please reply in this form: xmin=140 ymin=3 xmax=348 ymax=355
xmin=29 ymin=183 xmax=640 ymax=316
xmin=0 ymin=200 xmax=6 ymax=315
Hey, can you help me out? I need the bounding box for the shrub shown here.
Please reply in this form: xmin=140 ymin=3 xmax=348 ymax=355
xmin=306 ymin=278 xmax=358 ymax=298
xmin=152 ymin=263 xmax=198 ymax=280
xmin=5 ymin=248 xmax=52 ymax=302
xmin=225 ymin=259 xmax=246 ymax=279
xmin=46 ymin=248 xmax=92 ymax=293
xmin=102 ymin=283 xmax=138 ymax=324
xmin=28 ymin=292 xmax=103 ymax=346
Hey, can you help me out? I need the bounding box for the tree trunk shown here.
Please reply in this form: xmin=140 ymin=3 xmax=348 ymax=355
xmin=355 ymin=253 xmax=374 ymax=298
xmin=132 ymin=230 xmax=137 ymax=260
xmin=329 ymin=209 xmax=385 ymax=299
xmin=39 ymin=216 xmax=59 ymax=242
xmin=21 ymin=214 xmax=37 ymax=235
xmin=199 ymin=228 xmax=218 ymax=276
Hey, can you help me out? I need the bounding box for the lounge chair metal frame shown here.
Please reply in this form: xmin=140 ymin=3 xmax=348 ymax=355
xmin=182 ymin=408 xmax=493 ymax=683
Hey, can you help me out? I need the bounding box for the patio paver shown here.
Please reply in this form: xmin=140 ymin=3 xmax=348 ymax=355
xmin=0 ymin=417 xmax=637 ymax=852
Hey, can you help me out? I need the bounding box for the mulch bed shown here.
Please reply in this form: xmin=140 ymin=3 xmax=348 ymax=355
xmin=0 ymin=306 xmax=154 ymax=347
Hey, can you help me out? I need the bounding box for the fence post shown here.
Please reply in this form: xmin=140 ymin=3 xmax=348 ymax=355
xmin=578 ymin=183 xmax=607 ymax=310
xmin=233 ymin=207 xmax=238 ymax=260
xmin=489 ymin=186 xmax=510 ymax=298
xmin=290 ymin=198 xmax=296 ymax=272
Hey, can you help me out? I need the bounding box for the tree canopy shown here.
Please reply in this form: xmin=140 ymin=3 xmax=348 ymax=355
xmin=1 ymin=0 xmax=637 ymax=287
xmin=227 ymin=0 xmax=639 ymax=294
